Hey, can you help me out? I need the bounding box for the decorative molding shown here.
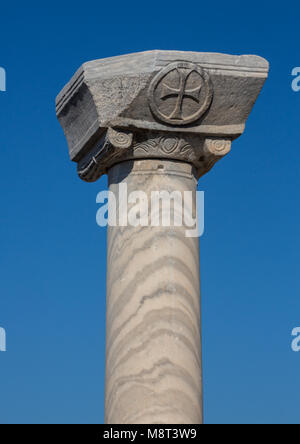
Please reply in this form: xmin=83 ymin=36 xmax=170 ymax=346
xmin=107 ymin=127 xmax=133 ymax=149
xmin=133 ymin=135 xmax=197 ymax=164
xmin=204 ymin=138 xmax=231 ymax=156
xmin=77 ymin=128 xmax=134 ymax=182
xmin=76 ymin=128 xmax=232 ymax=182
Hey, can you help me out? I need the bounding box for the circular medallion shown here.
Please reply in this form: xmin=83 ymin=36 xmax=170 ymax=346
xmin=148 ymin=62 xmax=213 ymax=126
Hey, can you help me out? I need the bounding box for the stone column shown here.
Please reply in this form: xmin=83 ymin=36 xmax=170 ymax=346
xmin=56 ymin=50 xmax=269 ymax=424
xmin=106 ymin=159 xmax=202 ymax=424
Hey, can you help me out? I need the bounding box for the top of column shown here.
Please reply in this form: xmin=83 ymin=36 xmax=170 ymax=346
xmin=56 ymin=50 xmax=269 ymax=181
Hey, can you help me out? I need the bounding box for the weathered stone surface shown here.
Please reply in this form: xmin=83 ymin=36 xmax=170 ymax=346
xmin=55 ymin=50 xmax=269 ymax=425
xmin=56 ymin=50 xmax=268 ymax=181
xmin=106 ymin=159 xmax=202 ymax=424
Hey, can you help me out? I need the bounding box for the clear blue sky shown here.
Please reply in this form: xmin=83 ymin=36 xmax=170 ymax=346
xmin=0 ymin=1 xmax=299 ymax=424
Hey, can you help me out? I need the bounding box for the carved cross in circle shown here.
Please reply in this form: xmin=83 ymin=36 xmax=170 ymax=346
xmin=148 ymin=61 xmax=213 ymax=126
xmin=160 ymin=68 xmax=202 ymax=121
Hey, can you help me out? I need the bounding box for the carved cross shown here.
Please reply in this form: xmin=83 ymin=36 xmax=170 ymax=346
xmin=160 ymin=68 xmax=202 ymax=120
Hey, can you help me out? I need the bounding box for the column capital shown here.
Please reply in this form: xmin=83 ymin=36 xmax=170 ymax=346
xmin=56 ymin=50 xmax=269 ymax=181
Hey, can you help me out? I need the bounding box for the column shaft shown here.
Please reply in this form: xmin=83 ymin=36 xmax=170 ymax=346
xmin=105 ymin=159 xmax=202 ymax=424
